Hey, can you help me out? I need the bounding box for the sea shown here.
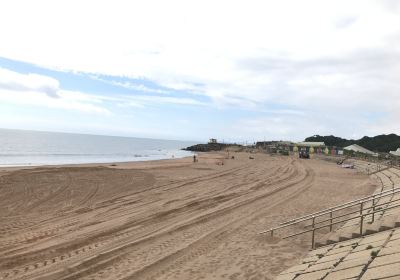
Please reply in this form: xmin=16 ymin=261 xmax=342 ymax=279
xmin=0 ymin=128 xmax=197 ymax=167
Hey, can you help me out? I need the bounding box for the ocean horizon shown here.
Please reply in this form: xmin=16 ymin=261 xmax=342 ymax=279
xmin=0 ymin=128 xmax=197 ymax=167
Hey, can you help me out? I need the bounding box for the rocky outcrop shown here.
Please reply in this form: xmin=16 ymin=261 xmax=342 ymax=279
xmin=183 ymin=143 xmax=232 ymax=152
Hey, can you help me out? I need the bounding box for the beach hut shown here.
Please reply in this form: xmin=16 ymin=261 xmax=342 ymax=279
xmin=297 ymin=142 xmax=325 ymax=148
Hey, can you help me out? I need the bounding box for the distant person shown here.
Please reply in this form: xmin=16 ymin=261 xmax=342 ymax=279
xmin=193 ymin=155 xmax=197 ymax=163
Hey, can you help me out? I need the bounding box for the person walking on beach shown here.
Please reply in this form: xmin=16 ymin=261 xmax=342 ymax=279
xmin=193 ymin=155 xmax=197 ymax=163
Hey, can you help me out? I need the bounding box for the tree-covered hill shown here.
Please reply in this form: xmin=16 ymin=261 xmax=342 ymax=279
xmin=304 ymin=134 xmax=400 ymax=153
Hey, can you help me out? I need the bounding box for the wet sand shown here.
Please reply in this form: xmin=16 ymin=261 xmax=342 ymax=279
xmin=0 ymin=152 xmax=377 ymax=280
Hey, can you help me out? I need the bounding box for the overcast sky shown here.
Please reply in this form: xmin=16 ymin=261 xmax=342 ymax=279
xmin=0 ymin=0 xmax=399 ymax=142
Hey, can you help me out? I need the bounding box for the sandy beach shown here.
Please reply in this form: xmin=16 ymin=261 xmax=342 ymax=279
xmin=0 ymin=152 xmax=377 ymax=280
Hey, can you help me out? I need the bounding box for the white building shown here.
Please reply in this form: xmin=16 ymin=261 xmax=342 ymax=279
xmin=344 ymin=144 xmax=378 ymax=156
xmin=390 ymin=148 xmax=400 ymax=157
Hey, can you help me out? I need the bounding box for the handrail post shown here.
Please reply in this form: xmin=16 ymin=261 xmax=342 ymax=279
xmin=329 ymin=211 xmax=333 ymax=232
xmin=360 ymin=201 xmax=364 ymax=236
xmin=372 ymin=195 xmax=375 ymax=223
xmin=311 ymin=215 xmax=316 ymax=249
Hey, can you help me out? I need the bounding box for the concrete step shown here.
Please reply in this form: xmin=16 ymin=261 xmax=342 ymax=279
xmin=364 ymin=221 xmax=380 ymax=235
xmin=378 ymin=215 xmax=400 ymax=231
xmin=316 ymin=225 xmax=361 ymax=248
xmin=315 ymin=215 xmax=400 ymax=248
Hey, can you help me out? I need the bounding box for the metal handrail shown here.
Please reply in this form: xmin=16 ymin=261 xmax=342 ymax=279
xmin=260 ymin=195 xmax=400 ymax=249
xmin=281 ymin=170 xmax=396 ymax=225
xmin=281 ymin=202 xmax=400 ymax=246
xmin=259 ymin=165 xmax=400 ymax=248
xmin=280 ymin=186 xmax=400 ymax=226
xmin=303 ymin=208 xmax=360 ymax=228
xmin=263 ymin=189 xmax=399 ymax=235
xmin=375 ymin=170 xmax=398 ymax=191
xmin=369 ymin=166 xmax=390 ymax=175
xmin=303 ymin=196 xmax=400 ymax=229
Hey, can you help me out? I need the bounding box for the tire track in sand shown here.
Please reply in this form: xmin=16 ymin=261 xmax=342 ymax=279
xmin=39 ymin=160 xmax=313 ymax=280
xmin=117 ymin=163 xmax=316 ymax=280
xmin=0 ymin=159 xmax=294 ymax=278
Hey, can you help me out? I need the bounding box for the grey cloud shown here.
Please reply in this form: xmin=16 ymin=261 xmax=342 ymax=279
xmin=379 ymin=0 xmax=400 ymax=13
xmin=0 ymin=81 xmax=60 ymax=98
xmin=237 ymin=56 xmax=292 ymax=74
xmin=335 ymin=16 xmax=358 ymax=29
xmin=36 ymin=85 xmax=60 ymax=98
xmin=238 ymin=49 xmax=400 ymax=77
xmin=231 ymin=46 xmax=400 ymax=131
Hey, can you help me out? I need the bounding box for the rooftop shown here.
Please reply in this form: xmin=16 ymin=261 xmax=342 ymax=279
xmin=297 ymin=142 xmax=325 ymax=147
xmin=344 ymin=144 xmax=377 ymax=156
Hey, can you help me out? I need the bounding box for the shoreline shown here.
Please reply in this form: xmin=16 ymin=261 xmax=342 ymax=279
xmin=0 ymin=152 xmax=286 ymax=172
xmin=0 ymin=155 xmax=193 ymax=172
xmin=0 ymin=152 xmax=227 ymax=172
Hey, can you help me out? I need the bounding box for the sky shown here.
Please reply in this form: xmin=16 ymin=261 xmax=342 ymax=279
xmin=0 ymin=0 xmax=400 ymax=142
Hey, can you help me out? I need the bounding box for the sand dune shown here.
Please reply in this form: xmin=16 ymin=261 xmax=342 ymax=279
xmin=0 ymin=153 xmax=377 ymax=280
